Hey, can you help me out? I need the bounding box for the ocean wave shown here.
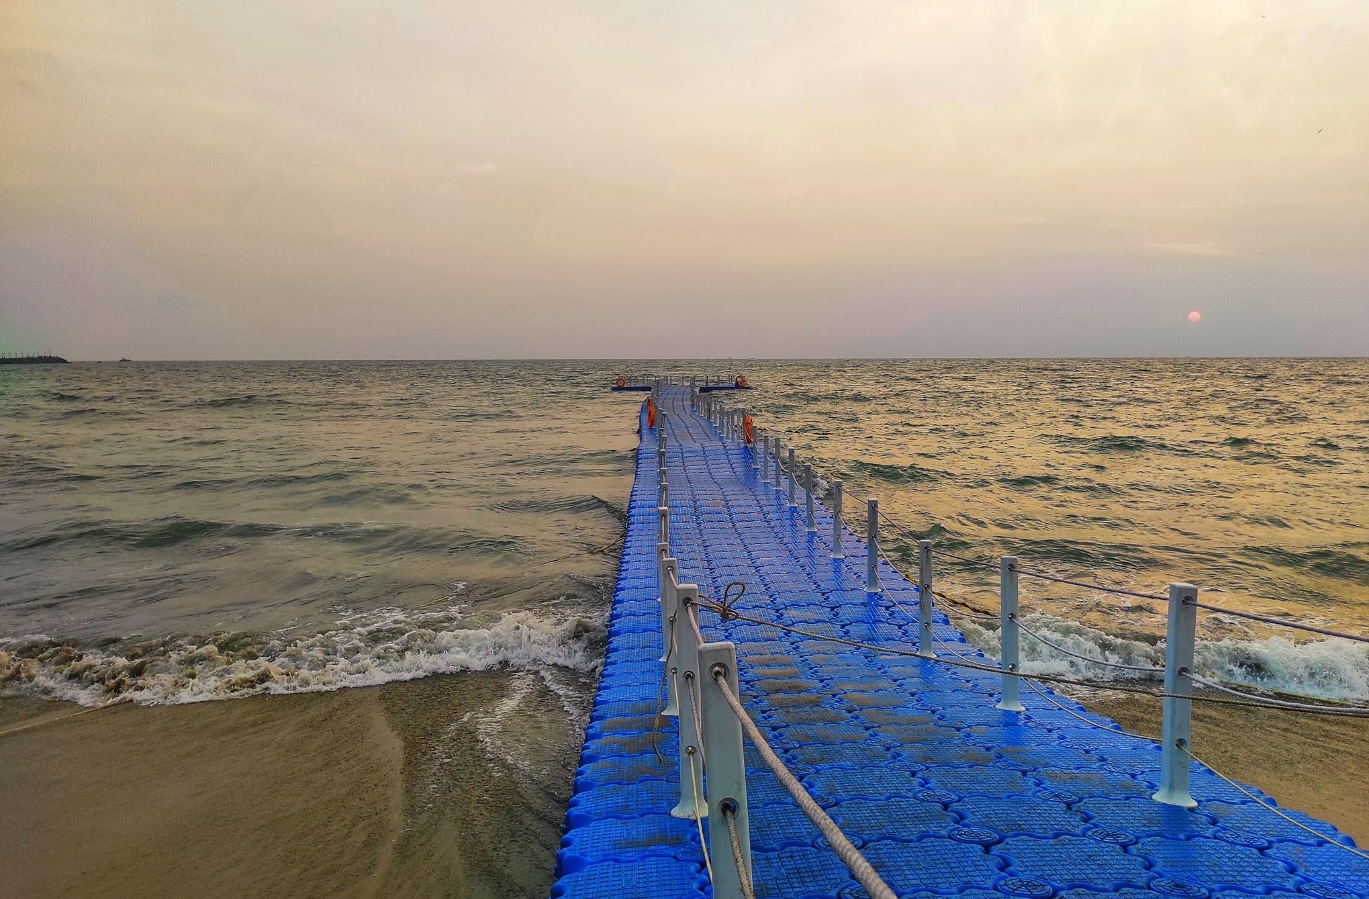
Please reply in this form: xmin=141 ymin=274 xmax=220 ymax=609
xmin=958 ymin=612 xmax=1369 ymax=702
xmin=0 ymin=608 xmax=605 ymax=707
xmin=1052 ymin=435 xmax=1188 ymax=455
xmin=849 ymin=461 xmax=944 ymax=484
xmin=1 ymin=517 xmax=533 ymax=558
xmin=3 ymin=516 xmax=240 ymax=551
xmin=1000 ymin=537 xmax=1157 ymax=570
xmin=195 ymin=394 xmax=279 ymax=408
xmin=1241 ymin=545 xmax=1369 ymax=583
xmin=999 ymin=474 xmax=1060 ymax=489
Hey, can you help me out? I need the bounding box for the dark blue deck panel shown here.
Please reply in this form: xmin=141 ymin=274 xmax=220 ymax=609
xmin=549 ymin=387 xmax=1367 ymax=899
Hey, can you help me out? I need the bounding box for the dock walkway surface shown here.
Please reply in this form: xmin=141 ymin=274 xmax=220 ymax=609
xmin=549 ymin=387 xmax=1366 ymax=899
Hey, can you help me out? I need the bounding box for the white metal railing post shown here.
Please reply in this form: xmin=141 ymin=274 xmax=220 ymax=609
xmin=658 ymin=544 xmax=674 ymax=663
xmin=831 ymin=481 xmax=844 ymax=559
xmin=658 ymin=426 xmax=667 ymax=485
xmin=996 ymin=556 xmax=1024 ymax=711
xmin=773 ymin=443 xmax=783 ymax=493
xmin=918 ymin=540 xmax=934 ymax=655
xmin=787 ymin=448 xmax=797 ymax=508
xmin=753 ymin=421 xmax=762 ymax=472
xmin=866 ymin=499 xmax=880 ymax=592
xmin=658 ymin=505 xmax=669 ymax=545
xmin=662 ymin=560 xmax=680 ymax=716
xmin=1154 ymin=583 xmax=1199 ymax=808
xmin=699 ymin=640 xmax=752 ymax=899
xmin=671 ymin=585 xmax=707 ymax=819
xmin=805 ymin=464 xmax=817 ymax=532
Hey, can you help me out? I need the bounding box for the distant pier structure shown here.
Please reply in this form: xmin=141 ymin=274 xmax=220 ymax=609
xmin=0 ymin=354 xmax=70 ymax=365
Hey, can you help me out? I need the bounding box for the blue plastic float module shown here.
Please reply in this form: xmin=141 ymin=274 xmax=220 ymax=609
xmin=549 ymin=388 xmax=1368 ymax=899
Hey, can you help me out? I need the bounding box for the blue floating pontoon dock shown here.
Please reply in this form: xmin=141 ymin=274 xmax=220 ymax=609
xmin=550 ymin=384 xmax=1368 ymax=899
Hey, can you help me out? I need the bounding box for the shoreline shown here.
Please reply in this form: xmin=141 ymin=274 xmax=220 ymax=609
xmin=0 ymin=669 xmax=584 ymax=899
xmin=2 ymin=675 xmax=1363 ymax=899
xmin=1083 ymin=690 xmax=1368 ymax=845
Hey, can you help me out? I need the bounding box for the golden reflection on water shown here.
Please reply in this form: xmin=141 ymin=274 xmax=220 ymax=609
xmin=726 ymin=358 xmax=1369 ymax=636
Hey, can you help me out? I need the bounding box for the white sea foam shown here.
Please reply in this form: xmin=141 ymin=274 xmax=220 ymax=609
xmin=958 ymin=612 xmax=1369 ymax=703
xmin=0 ymin=607 xmax=604 ymax=707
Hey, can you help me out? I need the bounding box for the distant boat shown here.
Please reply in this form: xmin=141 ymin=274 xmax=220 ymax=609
xmin=119 ymin=357 xmax=131 ymax=362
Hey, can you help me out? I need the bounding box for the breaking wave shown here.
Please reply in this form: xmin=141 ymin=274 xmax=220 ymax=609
xmin=958 ymin=612 xmax=1369 ymax=703
xmin=0 ymin=608 xmax=605 ymax=707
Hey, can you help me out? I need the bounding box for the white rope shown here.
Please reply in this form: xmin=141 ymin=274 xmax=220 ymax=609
xmin=688 ymin=672 xmax=707 ymax=765
xmin=1015 ymin=616 xmax=1165 ymax=675
xmin=723 ymin=806 xmax=757 ymax=899
xmin=1190 ymin=601 xmax=1369 ymax=644
xmin=1188 ymin=673 xmax=1369 ymax=718
xmin=686 ymin=748 xmax=715 ymax=883
xmin=1025 ymin=681 xmax=1369 ymax=864
xmin=1022 ymin=678 xmax=1150 ymax=741
xmin=711 ymin=671 xmax=898 ymax=899
xmin=1190 ymin=751 xmax=1369 ymax=864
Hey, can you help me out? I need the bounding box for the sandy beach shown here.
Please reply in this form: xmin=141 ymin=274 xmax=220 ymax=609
xmin=1087 ymin=691 xmax=1368 ymax=844
xmin=0 ymin=670 xmax=583 ymax=899
xmin=2 ymin=680 xmax=1363 ymax=899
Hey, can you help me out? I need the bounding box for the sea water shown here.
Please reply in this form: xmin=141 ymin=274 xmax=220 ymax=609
xmin=2 ymin=359 xmax=1366 ymax=708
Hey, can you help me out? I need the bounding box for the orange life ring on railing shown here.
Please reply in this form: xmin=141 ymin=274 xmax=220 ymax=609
xmin=743 ymin=414 xmax=754 ymax=445
xmin=646 ymin=396 xmax=657 ymax=428
xmin=735 ymin=376 xmax=748 ymax=388
xmin=615 ymin=375 xmax=626 ymax=388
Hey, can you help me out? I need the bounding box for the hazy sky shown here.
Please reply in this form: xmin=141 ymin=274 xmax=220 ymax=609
xmin=2 ymin=1 xmax=1367 ymax=359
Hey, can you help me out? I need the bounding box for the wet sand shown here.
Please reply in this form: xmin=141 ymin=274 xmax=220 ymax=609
xmin=0 ymin=669 xmax=583 ymax=899
xmin=1086 ymin=691 xmax=1369 ymax=844
xmin=3 ymin=682 xmax=1364 ymax=899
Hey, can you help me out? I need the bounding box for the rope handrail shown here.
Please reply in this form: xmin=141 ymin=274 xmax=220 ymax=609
xmin=685 ymin=745 xmax=714 ymax=883
xmin=1011 ymin=566 xmax=1169 ymax=602
xmin=1194 ymin=753 xmax=1369 ymax=863
xmin=874 ymin=542 xmax=1000 ymax=621
xmin=874 ymin=506 xmax=1369 ymax=641
xmin=696 ymin=601 xmax=1369 ymax=717
xmin=1189 ymin=600 xmax=1369 ymax=645
xmin=686 ymin=601 xmax=706 ymax=648
xmin=931 ymin=538 xmax=1167 ymax=601
xmin=1024 ymin=675 xmax=1369 ymax=864
xmin=873 ymin=507 xmax=1158 ymax=599
xmin=1014 ymin=616 xmax=1165 ymax=676
xmin=862 ymin=549 xmax=1364 ymax=709
xmin=666 ymin=401 xmax=1369 ymax=884
xmin=1187 ymin=673 xmax=1369 ymax=717
xmin=722 ymin=806 xmax=757 ymax=899
xmin=931 ymin=588 xmax=1000 ymax=621
xmin=709 ymin=668 xmax=898 ymax=899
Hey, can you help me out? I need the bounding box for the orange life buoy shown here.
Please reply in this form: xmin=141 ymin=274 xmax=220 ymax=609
xmin=743 ymin=414 xmax=754 ymax=445
xmin=646 ymin=396 xmax=657 ymax=428
xmin=735 ymin=376 xmax=748 ymax=388
xmin=615 ymin=375 xmax=626 ymax=388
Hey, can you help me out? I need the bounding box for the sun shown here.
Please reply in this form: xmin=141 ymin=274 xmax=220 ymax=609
xmin=1188 ymin=311 xmax=1201 ymax=323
